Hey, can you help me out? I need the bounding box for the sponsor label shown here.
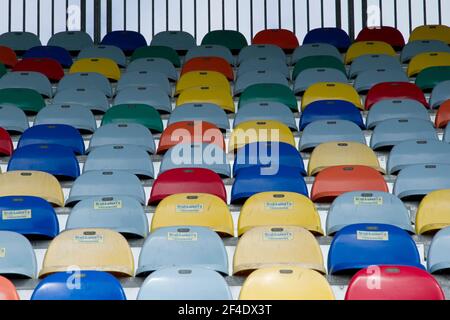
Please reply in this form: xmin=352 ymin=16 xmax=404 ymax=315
xmin=175 ymin=204 xmax=204 ymax=213
xmin=2 ymin=209 xmax=32 ymax=220
xmin=263 ymin=231 xmax=293 ymax=241
xmin=94 ymin=200 xmax=123 ymax=210
xmin=354 ymin=197 xmax=383 ymax=206
xmin=357 ymin=231 xmax=389 ymax=241
xmin=74 ymin=234 xmax=104 ymax=243
xmin=264 ymin=201 xmax=293 ymax=211
xmin=168 ymin=232 xmax=198 ymax=241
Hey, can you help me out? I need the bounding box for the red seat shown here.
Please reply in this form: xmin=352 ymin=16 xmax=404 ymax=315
xmin=12 ymin=58 xmax=64 ymax=82
xmin=365 ymin=82 xmax=429 ymax=110
xmin=356 ymin=26 xmax=405 ymax=50
xmin=0 ymin=46 xmax=18 ymax=67
xmin=436 ymin=100 xmax=450 ymax=128
xmin=0 ymin=276 xmax=19 ymax=300
xmin=0 ymin=127 xmax=13 ymax=156
xmin=181 ymin=57 xmax=234 ymax=81
xmin=252 ymin=29 xmax=299 ymax=52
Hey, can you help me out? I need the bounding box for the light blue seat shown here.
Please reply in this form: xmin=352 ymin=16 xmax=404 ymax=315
xmin=430 ymin=80 xmax=450 ymax=109
xmin=127 ymin=57 xmax=178 ymax=81
xmin=0 ymin=231 xmax=37 ymax=278
xmin=114 ymin=86 xmax=172 ymax=114
xmin=168 ymin=103 xmax=230 ymax=132
xmin=0 ymin=105 xmax=29 ymax=133
xmin=186 ymin=45 xmax=234 ymax=65
xmin=349 ymin=54 xmax=403 ymax=78
xmin=428 ymin=227 xmax=450 ymax=273
xmin=292 ymin=43 xmax=343 ymax=64
xmin=401 ymin=40 xmax=450 ymax=63
xmin=234 ymin=102 xmax=297 ymax=131
xmin=354 ymin=69 xmax=409 ymax=93
xmin=78 ymin=45 xmax=127 ymax=67
xmin=237 ymin=57 xmax=289 ymax=79
xmin=53 ymin=88 xmax=110 ymax=114
xmin=48 ymin=31 xmax=94 ymax=52
xmin=234 ymin=70 xmax=289 ymax=96
xmin=0 ymin=32 xmax=41 ymax=52
xmin=58 ymin=72 xmax=113 ymax=98
xmin=238 ymin=44 xmax=286 ymax=65
xmin=150 ymin=31 xmax=196 ymax=54
xmin=294 ymin=68 xmax=348 ymax=94
xmin=34 ymin=104 xmax=97 ymax=133
xmin=117 ymin=71 xmax=171 ymax=96
xmin=0 ymin=72 xmax=52 ymax=97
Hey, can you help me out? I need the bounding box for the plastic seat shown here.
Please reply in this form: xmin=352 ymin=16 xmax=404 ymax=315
xmin=311 ymin=166 xmax=388 ymax=203
xmin=34 ymin=104 xmax=97 ymax=134
xmin=293 ymin=56 xmax=346 ymax=80
xmin=149 ymin=168 xmax=226 ymax=205
xmin=101 ymin=104 xmax=163 ymax=133
xmin=308 ymin=142 xmax=384 ymax=176
xmin=303 ymin=28 xmax=351 ymax=52
xmin=131 ymin=46 xmax=180 ymax=67
xmin=0 ymin=32 xmax=41 ymax=52
xmin=356 ymin=26 xmax=405 ymax=50
xmin=176 ymin=71 xmax=230 ymax=96
xmin=394 ymin=164 xmax=450 ymax=200
xmin=0 ymin=128 xmax=12 ymax=156
xmin=430 ymin=80 xmax=450 ymax=109
xmin=354 ymin=69 xmax=409 ymax=93
xmin=181 ymin=57 xmax=234 ymax=81
xmin=409 ymin=25 xmax=450 ymax=44
xmin=78 ymin=45 xmax=126 ymax=67
xmin=152 ymin=193 xmax=233 ymax=236
xmin=185 ymin=45 xmax=234 ymax=65
xmin=176 ymin=86 xmax=235 ymax=113
xmin=234 ymin=102 xmax=297 ymax=131
xmin=436 ymin=100 xmax=450 ymax=128
xmin=66 ymin=196 xmax=148 ymax=238
xmin=401 ymin=40 xmax=450 ymax=63
xmin=292 ymin=43 xmax=342 ymax=65
xmin=231 ymin=166 xmax=308 ymax=204
xmin=345 ymin=41 xmax=396 ymax=64
xmin=416 ymin=66 xmax=450 ymax=92
xmin=234 ymin=70 xmax=288 ymax=96
xmin=240 ymin=267 xmax=334 ymax=300
xmin=0 ymin=46 xmax=18 ymax=67
xmin=0 ymin=88 xmax=45 ymax=115
xmin=0 ymin=231 xmax=37 ymax=278
xmin=40 ymin=228 xmax=134 ymax=278
xmin=428 ymin=226 xmax=450 ymax=273
xmin=299 ymin=100 xmax=365 ymax=130
xmin=117 ymin=71 xmax=171 ymax=96
xmin=87 ymin=123 xmax=156 ymax=154
xmin=365 ymin=82 xmax=429 ymax=110
xmin=169 ymin=103 xmax=230 ymax=132
xmin=58 ymin=72 xmax=113 ymax=97
xmin=346 ymin=266 xmax=445 ymax=300
xmin=66 ymin=171 xmax=145 ymax=207
xmin=0 ymin=105 xmax=29 ymax=134
xmin=70 ymin=58 xmax=121 ymax=81
xmin=137 ymin=226 xmax=228 ymax=276
xmin=299 ymin=120 xmax=365 ymax=151
xmin=237 ymin=57 xmax=289 ymax=79
xmin=202 ymin=30 xmax=248 ymax=54
xmin=349 ymin=54 xmax=403 ymax=79
xmin=252 ymin=29 xmax=299 ymax=52
xmin=47 ymin=31 xmax=94 ymax=53
xmin=31 ymin=271 xmax=127 ymax=300
xmin=302 ymin=82 xmax=363 ymax=111
xmin=238 ymin=44 xmax=286 ymax=65
xmin=234 ymin=226 xmax=324 ymax=275
xmin=0 ymin=171 xmax=64 ymax=207
xmin=327 ymin=191 xmax=413 ymax=235
xmin=150 ymin=31 xmax=196 ymax=54
xmin=127 ymin=57 xmax=178 ymax=81
xmin=0 ymin=72 xmax=53 ymax=98
xmin=101 ymin=30 xmax=147 ymax=54
xmin=0 ymin=276 xmax=19 ymax=300
xmin=238 ymin=192 xmax=322 ymax=236
xmin=408 ymin=52 xmax=450 ymax=77
xmin=83 ymin=145 xmax=154 ymax=179
xmin=416 ymin=190 xmax=450 ymax=235
xmin=53 ymin=88 xmax=109 ymax=114
xmin=8 ymin=144 xmax=80 ymax=180
xmin=23 ymin=46 xmax=73 ymax=67
xmin=328 ymin=223 xmax=423 ymax=274
xmin=238 ymin=84 xmax=297 ymax=112
xmin=366 ymin=99 xmax=430 ymax=129
xmin=0 ymin=196 xmax=59 ymax=239
xmin=115 ymin=86 xmax=171 ymax=114
xmin=294 ymin=68 xmax=348 ymax=95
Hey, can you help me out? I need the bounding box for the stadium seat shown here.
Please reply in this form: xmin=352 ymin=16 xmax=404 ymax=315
xmin=149 ymin=168 xmax=227 ymax=205
xmin=349 ymin=54 xmax=403 ymax=79
xmin=294 ymin=68 xmax=348 ymax=95
xmin=436 ymin=100 xmax=450 ymax=128
xmin=416 ymin=190 xmax=450 ymax=235
xmin=186 ymin=45 xmax=234 ymax=65
xmin=365 ymin=82 xmax=429 ymax=110
xmin=428 ymin=226 xmax=450 ymax=273
xmin=234 ymin=70 xmax=288 ymax=96
xmin=117 ymin=71 xmax=171 ymax=96
xmin=87 ymin=123 xmax=156 ymax=154
xmin=326 ymin=191 xmax=413 ymax=236
xmin=303 ymin=27 xmax=351 ymax=52
xmin=151 ymin=193 xmax=233 ymax=236
xmin=150 ymin=31 xmax=196 ymax=54
xmin=136 ymin=226 xmax=228 ymax=276
xmin=83 ymin=145 xmax=154 ymax=179
xmin=7 ymin=144 xmax=80 ymax=180
xmin=238 ymin=44 xmax=286 ymax=65
xmin=176 ymin=71 xmax=230 ymax=96
xmin=238 ymin=83 xmax=298 ymax=112
xmin=430 ymin=80 xmax=450 ymax=109
xmin=31 ymin=271 xmax=127 ymax=300
xmin=53 ymin=88 xmax=110 ymax=114
xmin=40 ymin=228 xmax=134 ymax=278
xmin=0 ymin=276 xmax=19 ymax=300
xmin=233 ymin=226 xmax=325 ymax=275
xmin=416 ymin=66 xmax=450 ymax=92
xmin=311 ymin=166 xmax=388 ymax=203
xmin=299 ymin=120 xmax=366 ymax=151
xmin=114 ymin=86 xmax=171 ymax=114
xmin=176 ymin=86 xmax=235 ymax=113
xmin=0 ymin=196 xmax=59 ymax=239
xmin=394 ymin=164 xmax=450 ymax=200
xmin=293 ymin=56 xmax=346 ymax=80
xmin=299 ymin=100 xmax=365 ymax=130
xmin=401 ymin=40 xmax=450 ymax=63
xmin=0 ymin=32 xmax=41 ymax=52
xmin=234 ymin=102 xmax=298 ymax=131
xmin=101 ymin=104 xmax=163 ymax=133
xmin=408 ymin=52 xmax=450 ymax=77
xmin=252 ymin=29 xmax=299 ymax=52
xmin=239 ymin=267 xmax=334 ymax=300
xmin=0 ymin=105 xmax=29 ymax=133
xmin=356 ymin=26 xmax=405 ymax=50
xmin=292 ymin=43 xmax=343 ymax=65
xmin=66 ymin=196 xmax=148 ymax=238
xmin=137 ymin=267 xmax=232 ymax=300
xmin=0 ymin=231 xmax=37 ymax=278
xmin=58 ymin=72 xmax=113 ymax=98
xmin=345 ymin=41 xmax=396 ymax=64
xmin=78 ymin=45 xmax=127 ymax=67
xmin=0 ymin=171 xmax=64 ymax=207
xmin=66 ymin=171 xmax=146 ymax=207
xmin=345 ymin=266 xmax=445 ymax=300
xmin=181 ymin=57 xmax=234 ymax=81
xmin=443 ymin=124 xmax=450 ymax=143
xmin=168 ymin=103 xmax=230 ymax=132
xmin=130 ymin=46 xmax=180 ymax=67
xmin=231 ymin=166 xmax=308 ymax=204
xmin=47 ymin=31 xmax=94 ymax=53
xmin=0 ymin=128 xmax=12 ymax=156
xmin=0 ymin=72 xmax=53 ymax=98
xmin=354 ymin=69 xmax=409 ymax=93
xmin=0 ymin=88 xmax=45 ymax=114
xmin=409 ymin=25 xmax=450 ymax=44
xmin=23 ymin=46 xmax=73 ymax=67
xmin=101 ymin=30 xmax=147 ymax=54
xmin=302 ymin=82 xmax=363 ymax=111
xmin=202 ymin=30 xmax=248 ymax=54
xmin=328 ymin=224 xmax=423 ymax=274
xmin=127 ymin=57 xmax=178 ymax=81
xmin=388 ymin=140 xmax=450 ymax=175
xmin=0 ymin=46 xmax=17 ymax=67
xmin=237 ymin=57 xmax=289 ymax=79
xmin=308 ymin=142 xmax=384 ymax=176
xmin=238 ymin=192 xmax=323 ymax=236
xmin=70 ymin=58 xmax=121 ymax=81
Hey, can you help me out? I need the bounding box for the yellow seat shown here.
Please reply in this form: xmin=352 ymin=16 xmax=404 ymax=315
xmin=416 ymin=190 xmax=450 ymax=234
xmin=175 ymin=71 xmax=231 ymax=96
xmin=229 ymin=120 xmax=295 ymax=152
xmin=345 ymin=41 xmax=396 ymax=64
xmin=308 ymin=142 xmax=384 ymax=176
xmin=39 ymin=228 xmax=134 ymax=278
xmin=233 ymin=226 xmax=325 ymax=275
xmin=238 ymin=192 xmax=323 ymax=236
xmin=407 ymin=52 xmax=450 ymax=77
xmin=239 ymin=267 xmax=335 ymax=300
xmin=176 ymin=86 xmax=235 ymax=113
xmin=302 ymin=82 xmax=363 ymax=111
xmin=0 ymin=171 xmax=64 ymax=207
xmin=151 ymin=193 xmax=234 ymax=237
xmin=409 ymin=25 xmax=450 ymax=44
xmin=70 ymin=58 xmax=121 ymax=81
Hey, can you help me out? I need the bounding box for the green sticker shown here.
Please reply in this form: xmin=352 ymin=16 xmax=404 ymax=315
xmin=2 ymin=209 xmax=32 ymax=220
xmin=167 ymin=232 xmax=198 ymax=242
xmin=357 ymin=231 xmax=389 ymax=241
xmin=264 ymin=201 xmax=293 ymax=211
xmin=0 ymin=248 xmax=5 ymax=258
xmin=263 ymin=231 xmax=294 ymax=241
xmin=94 ymin=200 xmax=123 ymax=210
xmin=74 ymin=234 xmax=104 ymax=243
xmin=354 ymin=196 xmax=383 ymax=206
xmin=175 ymin=204 xmax=204 ymax=213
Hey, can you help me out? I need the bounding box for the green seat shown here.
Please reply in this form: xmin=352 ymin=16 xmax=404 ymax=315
xmin=238 ymin=83 xmax=298 ymax=112
xmin=0 ymin=63 xmax=6 ymax=78
xmin=293 ymin=56 xmax=347 ymax=80
xmin=101 ymin=104 xmax=164 ymax=133
xmin=416 ymin=66 xmax=450 ymax=92
xmin=0 ymin=88 xmax=46 ymax=114
xmin=201 ymin=30 xmax=248 ymax=54
xmin=131 ymin=46 xmax=181 ymax=67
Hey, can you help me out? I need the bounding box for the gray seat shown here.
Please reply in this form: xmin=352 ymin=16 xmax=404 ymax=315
xmin=114 ymin=86 xmax=172 ymax=114
xmin=0 ymin=32 xmax=41 ymax=51
xmin=238 ymin=44 xmax=286 ymax=65
xmin=430 ymin=80 xmax=450 ymax=109
xmin=150 ymin=31 xmax=196 ymax=53
xmin=234 ymin=102 xmax=298 ymax=131
xmin=349 ymin=54 xmax=403 ymax=78
xmin=117 ymin=71 xmax=171 ymax=96
xmin=127 ymin=57 xmax=178 ymax=81
xmin=0 ymin=231 xmax=37 ymax=278
xmin=237 ymin=57 xmax=289 ymax=79
xmin=168 ymin=103 xmax=230 ymax=131
xmin=0 ymin=105 xmax=29 ymax=133
xmin=443 ymin=125 xmax=450 ymax=143
xmin=77 ymin=45 xmax=127 ymax=67
xmin=53 ymin=88 xmax=110 ymax=114
xmin=354 ymin=69 xmax=409 ymax=93
xmin=234 ymin=70 xmax=288 ymax=96
xmin=48 ymin=31 xmax=94 ymax=52
xmin=186 ymin=45 xmax=234 ymax=65
xmin=34 ymin=104 xmax=97 ymax=133
xmin=294 ymin=68 xmax=348 ymax=94
xmin=401 ymin=40 xmax=450 ymax=63
xmin=58 ymin=72 xmax=113 ymax=98
xmin=0 ymin=72 xmax=53 ymax=97
xmin=428 ymin=227 xmax=450 ymax=273
xmin=292 ymin=43 xmax=343 ymax=64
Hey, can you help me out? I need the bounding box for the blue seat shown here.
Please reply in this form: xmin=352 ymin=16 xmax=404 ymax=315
xmin=303 ymin=28 xmax=351 ymax=52
xmin=101 ymin=30 xmax=147 ymax=54
xmin=23 ymin=46 xmax=73 ymax=67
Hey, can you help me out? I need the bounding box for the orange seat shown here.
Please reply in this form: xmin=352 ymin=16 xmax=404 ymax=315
xmin=181 ymin=57 xmax=234 ymax=81
xmin=252 ymin=29 xmax=299 ymax=52
xmin=436 ymin=100 xmax=450 ymax=128
xmin=0 ymin=276 xmax=19 ymax=300
xmin=0 ymin=46 xmax=18 ymax=67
